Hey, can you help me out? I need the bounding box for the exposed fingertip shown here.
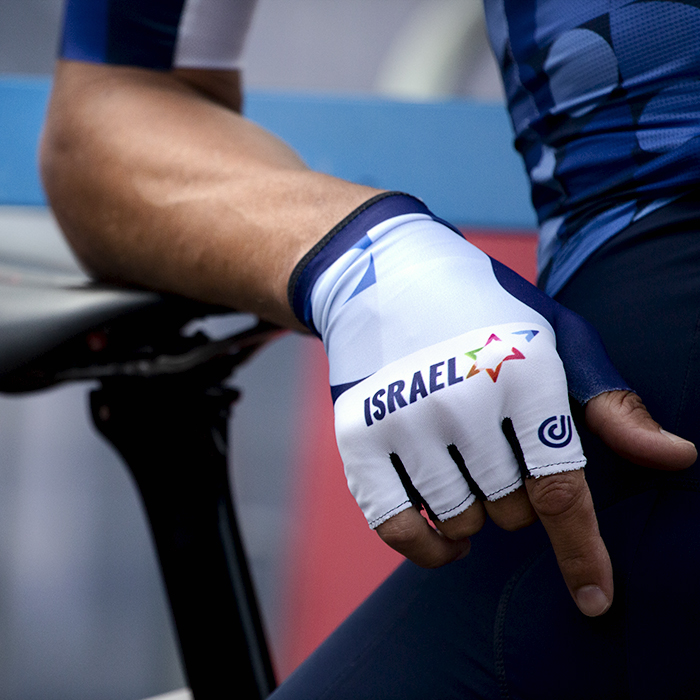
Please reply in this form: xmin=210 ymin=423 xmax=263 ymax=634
xmin=575 ymin=585 xmax=611 ymax=617
xmin=659 ymin=427 xmax=696 ymax=447
xmin=659 ymin=428 xmax=698 ymax=468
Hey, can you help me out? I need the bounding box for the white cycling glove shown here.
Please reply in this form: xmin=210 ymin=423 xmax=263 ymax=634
xmin=289 ymin=193 xmax=630 ymax=528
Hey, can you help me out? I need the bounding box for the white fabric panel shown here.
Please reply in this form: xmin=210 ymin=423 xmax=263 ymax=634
xmin=335 ymin=323 xmax=584 ymax=528
xmin=174 ymin=0 xmax=257 ymax=69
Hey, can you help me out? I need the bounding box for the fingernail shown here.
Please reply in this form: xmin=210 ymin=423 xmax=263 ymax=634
xmin=660 ymin=428 xmax=695 ymax=446
xmin=575 ymin=585 xmax=610 ymax=617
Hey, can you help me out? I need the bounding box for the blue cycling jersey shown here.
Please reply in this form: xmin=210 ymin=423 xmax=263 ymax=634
xmin=485 ymin=0 xmax=700 ymax=293
xmin=60 ymin=0 xmax=700 ymax=294
xmin=60 ymin=0 xmax=255 ymax=71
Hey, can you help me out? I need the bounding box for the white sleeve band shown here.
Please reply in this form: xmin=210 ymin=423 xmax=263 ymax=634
xmin=174 ymin=0 xmax=257 ymax=69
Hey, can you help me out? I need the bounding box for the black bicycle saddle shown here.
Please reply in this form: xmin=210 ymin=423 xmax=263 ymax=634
xmin=0 ymin=228 xmax=278 ymax=393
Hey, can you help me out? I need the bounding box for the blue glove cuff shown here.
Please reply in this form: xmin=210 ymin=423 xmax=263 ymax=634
xmin=288 ymin=192 xmax=439 ymax=335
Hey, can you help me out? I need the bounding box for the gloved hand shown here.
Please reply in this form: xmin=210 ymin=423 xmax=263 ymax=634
xmin=289 ymin=192 xmax=696 ymax=616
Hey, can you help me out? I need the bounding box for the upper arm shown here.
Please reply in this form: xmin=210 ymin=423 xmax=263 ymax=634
xmin=40 ymin=0 xmax=377 ymax=321
xmin=59 ymin=0 xmax=256 ymax=73
xmin=41 ymin=0 xmax=258 ymax=278
xmin=42 ymin=0 xmax=259 ymax=200
xmin=55 ymin=0 xmax=257 ymax=109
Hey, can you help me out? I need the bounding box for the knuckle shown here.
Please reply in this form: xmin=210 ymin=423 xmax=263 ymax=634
xmin=438 ymin=504 xmax=486 ymax=540
xmin=588 ymin=390 xmax=649 ymax=430
xmin=528 ymin=472 xmax=585 ymax=518
xmin=609 ymin=390 xmax=650 ymax=422
xmin=494 ymin=508 xmax=538 ymax=532
xmin=376 ymin=516 xmax=424 ymax=551
xmin=622 ymin=392 xmax=657 ymax=427
xmin=486 ymin=488 xmax=538 ymax=531
xmin=418 ymin=550 xmax=454 ymax=570
xmin=554 ymin=549 xmax=594 ymax=579
xmin=376 ymin=512 xmax=468 ymax=569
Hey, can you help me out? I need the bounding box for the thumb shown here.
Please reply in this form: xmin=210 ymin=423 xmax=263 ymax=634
xmin=585 ymin=390 xmax=697 ymax=470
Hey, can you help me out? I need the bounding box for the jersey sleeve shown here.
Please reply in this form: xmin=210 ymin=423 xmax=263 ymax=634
xmin=60 ymin=0 xmax=257 ymax=71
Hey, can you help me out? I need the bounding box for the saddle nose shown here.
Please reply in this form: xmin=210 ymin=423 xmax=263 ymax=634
xmin=0 ymin=271 xmax=160 ymax=378
xmin=0 ymin=208 xmax=163 ymax=378
xmin=0 ymin=219 xmax=273 ymax=393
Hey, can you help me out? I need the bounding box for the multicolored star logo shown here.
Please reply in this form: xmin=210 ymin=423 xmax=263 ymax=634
xmin=465 ymin=330 xmax=539 ymax=383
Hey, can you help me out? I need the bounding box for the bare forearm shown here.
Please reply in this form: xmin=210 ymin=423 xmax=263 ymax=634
xmin=40 ymin=61 xmax=381 ymax=329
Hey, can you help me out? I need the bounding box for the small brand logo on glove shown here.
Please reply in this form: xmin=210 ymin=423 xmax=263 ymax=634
xmin=538 ymin=415 xmax=573 ymax=448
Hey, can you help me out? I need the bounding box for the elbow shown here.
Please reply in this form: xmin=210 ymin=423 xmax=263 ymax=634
xmin=39 ymin=116 xmax=72 ymax=219
xmin=39 ymin=95 xmax=124 ymax=282
xmin=40 ymin=119 xmax=102 ymax=278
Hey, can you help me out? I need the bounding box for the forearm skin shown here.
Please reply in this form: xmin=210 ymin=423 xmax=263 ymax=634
xmin=40 ymin=60 xmax=382 ymax=329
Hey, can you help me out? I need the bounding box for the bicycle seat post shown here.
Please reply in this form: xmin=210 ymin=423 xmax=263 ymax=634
xmin=0 ymin=251 xmax=279 ymax=698
xmin=88 ymin=339 xmax=277 ymax=700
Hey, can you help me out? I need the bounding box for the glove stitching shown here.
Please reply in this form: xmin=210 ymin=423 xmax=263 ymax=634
xmin=434 ymin=493 xmax=474 ymax=518
xmin=527 ymin=459 xmax=586 ymax=473
xmin=486 ymin=476 xmax=522 ymax=500
xmin=368 ymin=499 xmax=412 ymax=528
